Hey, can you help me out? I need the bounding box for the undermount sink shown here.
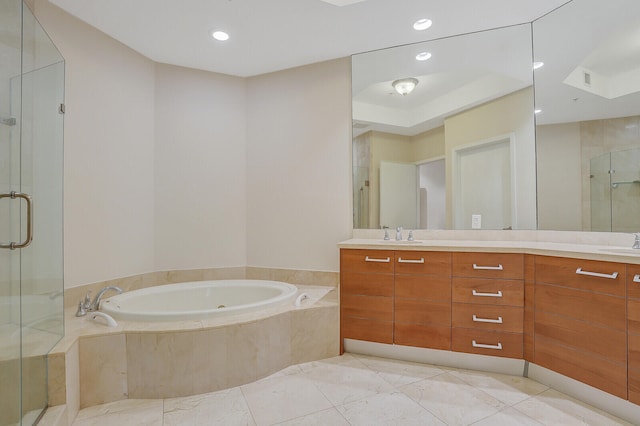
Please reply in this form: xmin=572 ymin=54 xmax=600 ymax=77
xmin=599 ymin=248 xmax=640 ymax=255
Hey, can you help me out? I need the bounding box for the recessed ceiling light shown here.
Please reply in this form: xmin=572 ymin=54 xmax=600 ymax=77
xmin=212 ymin=31 xmax=229 ymax=41
xmin=533 ymin=61 xmax=544 ymax=70
xmin=416 ymin=52 xmax=432 ymax=61
xmin=413 ymin=18 xmax=432 ymax=31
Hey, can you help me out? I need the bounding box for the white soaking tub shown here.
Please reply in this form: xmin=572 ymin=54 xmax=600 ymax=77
xmin=100 ymin=279 xmax=298 ymax=321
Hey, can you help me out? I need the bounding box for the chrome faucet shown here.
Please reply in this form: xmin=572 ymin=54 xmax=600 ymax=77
xmin=75 ymin=286 xmax=123 ymax=317
xmin=396 ymin=226 xmax=403 ymax=241
xmin=633 ymin=233 xmax=640 ymax=249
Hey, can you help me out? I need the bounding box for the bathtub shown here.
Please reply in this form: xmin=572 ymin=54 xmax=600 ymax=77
xmin=100 ymin=279 xmax=298 ymax=321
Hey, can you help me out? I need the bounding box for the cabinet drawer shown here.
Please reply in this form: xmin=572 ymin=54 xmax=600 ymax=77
xmin=535 ymin=336 xmax=627 ymax=399
xmin=394 ymin=323 xmax=450 ymax=350
xmin=535 ymin=284 xmax=626 ymax=331
xmin=341 ymin=249 xmax=394 ymax=274
xmin=629 ymin=299 xmax=640 ymax=334
xmin=342 ymin=317 xmax=392 ymax=344
xmin=452 ymin=303 xmax=523 ymax=333
xmin=630 ymin=373 xmax=640 ymax=406
xmin=341 ymin=295 xmax=392 ymax=321
xmin=535 ymin=310 xmax=626 ymax=364
xmin=452 ymin=253 xmax=523 ymax=279
xmin=452 ymin=277 xmax=523 ymax=306
xmin=535 ymin=256 xmax=625 ymax=296
xmin=341 ymin=271 xmax=393 ymax=297
xmin=395 ymin=251 xmax=451 ymax=276
xmin=395 ymin=275 xmax=450 ymax=301
xmin=395 ymin=299 xmax=450 ymax=326
xmin=452 ymin=328 xmax=522 ymax=359
xmin=628 ymin=264 xmax=640 ymax=299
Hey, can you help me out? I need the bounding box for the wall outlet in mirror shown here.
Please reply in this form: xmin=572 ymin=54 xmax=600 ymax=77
xmin=472 ymin=214 xmax=482 ymax=229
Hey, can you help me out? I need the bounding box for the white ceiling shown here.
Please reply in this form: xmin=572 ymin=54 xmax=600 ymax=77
xmin=49 ymin=0 xmax=570 ymax=77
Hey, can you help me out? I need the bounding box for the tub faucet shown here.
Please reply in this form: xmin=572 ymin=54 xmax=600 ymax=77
xmin=633 ymin=233 xmax=640 ymax=249
xmin=90 ymin=286 xmax=123 ymax=311
xmin=76 ymin=286 xmax=123 ymax=316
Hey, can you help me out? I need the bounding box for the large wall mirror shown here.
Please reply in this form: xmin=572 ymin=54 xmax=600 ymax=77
xmin=352 ymin=0 xmax=640 ymax=232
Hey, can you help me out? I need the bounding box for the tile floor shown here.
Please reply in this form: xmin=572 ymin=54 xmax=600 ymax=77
xmin=70 ymin=353 xmax=632 ymax=426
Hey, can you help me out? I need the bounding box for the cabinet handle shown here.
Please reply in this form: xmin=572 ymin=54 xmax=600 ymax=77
xmin=633 ymin=274 xmax=640 ymax=283
xmin=472 ymin=340 xmax=502 ymax=350
xmin=575 ymin=268 xmax=618 ymax=280
xmin=472 ymin=314 xmax=503 ymax=324
xmin=398 ymin=257 xmax=425 ymax=264
xmin=472 ymin=290 xmax=503 ymax=298
xmin=473 ymin=264 xmax=503 ymax=271
xmin=365 ymin=256 xmax=390 ymax=263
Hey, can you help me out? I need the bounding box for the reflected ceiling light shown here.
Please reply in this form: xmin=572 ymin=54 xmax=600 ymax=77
xmin=212 ymin=30 xmax=229 ymax=41
xmin=413 ymin=18 xmax=432 ymax=31
xmin=416 ymin=51 xmax=432 ymax=61
xmin=533 ymin=61 xmax=544 ymax=70
xmin=392 ymin=78 xmax=419 ymax=95
xmin=535 ymin=109 xmax=542 ymax=114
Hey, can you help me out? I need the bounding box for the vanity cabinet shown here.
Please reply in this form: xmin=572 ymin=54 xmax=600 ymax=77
xmin=628 ymin=264 xmax=640 ymax=404
xmin=451 ymin=253 xmax=524 ymax=359
xmin=394 ymin=251 xmax=452 ymax=350
xmin=340 ymin=249 xmax=394 ymax=348
xmin=534 ymin=256 xmax=627 ymax=399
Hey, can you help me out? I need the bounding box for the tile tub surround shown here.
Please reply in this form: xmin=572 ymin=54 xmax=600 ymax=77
xmin=46 ymin=284 xmax=338 ymax=425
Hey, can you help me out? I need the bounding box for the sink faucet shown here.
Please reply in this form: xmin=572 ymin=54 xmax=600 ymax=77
xmin=76 ymin=286 xmax=123 ymax=316
xmin=396 ymin=226 xmax=403 ymax=241
xmin=634 ymin=233 xmax=640 ymax=249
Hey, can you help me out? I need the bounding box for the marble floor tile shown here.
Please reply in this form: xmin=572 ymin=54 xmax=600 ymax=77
xmin=300 ymin=354 xmax=397 ymax=406
xmin=471 ymin=407 xmax=544 ymax=425
xmin=163 ymin=387 xmax=255 ymax=426
xmin=448 ymin=368 xmax=549 ymax=406
xmin=241 ymin=373 xmax=333 ymax=426
xmin=353 ymin=354 xmax=447 ymax=387
xmin=399 ymin=372 xmax=506 ymax=426
xmin=337 ymin=391 xmax=446 ymax=425
xmin=512 ymin=389 xmax=633 ymax=426
xmin=70 ymin=354 xmax=633 ymax=426
xmin=273 ymin=407 xmax=350 ymax=425
xmin=71 ymin=399 xmax=163 ymax=426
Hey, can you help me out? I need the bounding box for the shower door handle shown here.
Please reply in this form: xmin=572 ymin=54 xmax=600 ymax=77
xmin=0 ymin=192 xmax=33 ymax=250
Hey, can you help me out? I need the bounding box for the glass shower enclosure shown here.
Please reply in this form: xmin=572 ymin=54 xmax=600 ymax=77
xmin=1 ymin=1 xmax=64 ymax=425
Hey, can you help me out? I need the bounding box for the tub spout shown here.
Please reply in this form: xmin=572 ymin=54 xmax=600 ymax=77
xmin=90 ymin=286 xmax=123 ymax=311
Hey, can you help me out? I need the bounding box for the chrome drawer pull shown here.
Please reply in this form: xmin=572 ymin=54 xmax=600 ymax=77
xmin=473 ymin=264 xmax=503 ymax=271
xmin=473 ymin=315 xmax=503 ymax=324
xmin=365 ymin=256 xmax=391 ymax=263
xmin=575 ymin=268 xmax=618 ymax=279
xmin=472 ymin=290 xmax=503 ymax=298
xmin=398 ymin=257 xmax=425 ymax=264
xmin=633 ymin=274 xmax=640 ymax=283
xmin=472 ymin=340 xmax=503 ymax=350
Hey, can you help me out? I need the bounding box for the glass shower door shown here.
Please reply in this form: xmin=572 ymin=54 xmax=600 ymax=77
xmin=1 ymin=2 xmax=64 ymax=425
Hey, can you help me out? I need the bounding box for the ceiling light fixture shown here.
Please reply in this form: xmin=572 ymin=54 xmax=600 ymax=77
xmin=212 ymin=30 xmax=229 ymax=41
xmin=392 ymin=78 xmax=419 ymax=96
xmin=533 ymin=61 xmax=544 ymax=70
xmin=413 ymin=18 xmax=432 ymax=31
xmin=415 ymin=51 xmax=432 ymax=61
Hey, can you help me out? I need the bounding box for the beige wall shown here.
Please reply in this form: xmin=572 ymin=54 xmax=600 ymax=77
xmin=34 ymin=0 xmax=156 ymax=288
xmin=154 ymin=64 xmax=247 ymax=271
xmin=246 ymin=59 xmax=352 ymax=272
xmin=444 ymin=88 xmax=536 ymax=229
xmin=536 ymin=123 xmax=582 ymax=231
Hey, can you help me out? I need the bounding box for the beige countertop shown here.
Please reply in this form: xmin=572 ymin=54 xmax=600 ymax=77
xmin=338 ymin=238 xmax=640 ymax=264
